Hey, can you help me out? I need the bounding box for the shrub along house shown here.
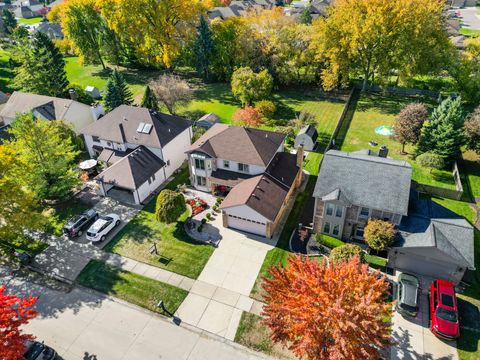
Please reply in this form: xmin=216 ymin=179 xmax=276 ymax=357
xmin=186 ymin=124 xmax=303 ymax=237
xmin=312 ymin=148 xmax=475 ymax=284
xmin=81 ymin=105 xmax=192 ymax=205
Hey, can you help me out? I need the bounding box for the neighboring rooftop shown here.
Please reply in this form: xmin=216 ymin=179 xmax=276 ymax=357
xmin=81 ymin=105 xmax=192 ymax=148
xmin=298 ymin=124 xmax=318 ymax=142
xmin=187 ymin=123 xmax=285 ymax=167
xmin=313 ymin=150 xmax=412 ymax=215
xmin=95 ymin=146 xmax=165 ymax=190
xmin=0 ymin=92 xmax=78 ymax=121
xmin=394 ymin=192 xmax=475 ymax=270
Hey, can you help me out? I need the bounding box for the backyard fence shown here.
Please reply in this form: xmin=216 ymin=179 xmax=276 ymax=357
xmin=353 ymin=83 xmax=440 ymax=99
xmin=325 ymin=87 xmax=358 ymax=152
xmin=411 ymin=161 xmax=464 ymax=201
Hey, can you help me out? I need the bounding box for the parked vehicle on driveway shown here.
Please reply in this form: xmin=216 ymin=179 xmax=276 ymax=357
xmin=63 ymin=209 xmax=98 ymax=238
xmin=396 ymin=273 xmax=419 ymax=317
xmin=429 ymin=279 xmax=460 ymax=339
xmin=23 ymin=340 xmax=57 ymax=360
xmin=86 ymin=214 xmax=120 ymax=243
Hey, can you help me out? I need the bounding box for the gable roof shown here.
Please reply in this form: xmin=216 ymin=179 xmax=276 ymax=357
xmin=35 ymin=22 xmax=64 ymax=39
xmin=313 ymin=150 xmax=412 ymax=215
xmin=187 ymin=124 xmax=285 ymax=167
xmin=394 ymin=193 xmax=474 ymax=269
xmin=0 ymin=92 xmax=75 ymax=121
xmin=298 ymin=124 xmax=318 ymax=143
xmin=95 ymin=146 xmax=165 ymax=190
xmin=220 ymin=152 xmax=299 ymax=221
xmin=81 ymin=105 xmax=191 ymax=149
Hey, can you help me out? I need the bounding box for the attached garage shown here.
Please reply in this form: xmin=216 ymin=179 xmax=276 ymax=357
xmin=227 ymin=214 xmax=267 ymax=237
xmin=388 ymin=249 xmax=465 ymax=283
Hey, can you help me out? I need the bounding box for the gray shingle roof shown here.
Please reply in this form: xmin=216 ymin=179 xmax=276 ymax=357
xmin=313 ymin=150 xmax=412 ymax=215
xmin=95 ymin=146 xmax=165 ymax=190
xmin=81 ymin=105 xmax=191 ymax=149
xmin=394 ymin=194 xmax=474 ymax=269
xmin=298 ymin=124 xmax=318 ymax=143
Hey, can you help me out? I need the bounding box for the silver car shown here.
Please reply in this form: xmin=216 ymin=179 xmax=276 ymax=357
xmin=396 ymin=273 xmax=420 ymax=317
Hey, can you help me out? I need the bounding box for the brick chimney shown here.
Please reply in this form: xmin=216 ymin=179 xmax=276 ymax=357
xmin=118 ymin=123 xmax=127 ymax=144
xmin=296 ymin=144 xmax=304 ymax=168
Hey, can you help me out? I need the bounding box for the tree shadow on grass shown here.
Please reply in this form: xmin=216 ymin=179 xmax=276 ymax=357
xmin=355 ymin=92 xmax=436 ymax=115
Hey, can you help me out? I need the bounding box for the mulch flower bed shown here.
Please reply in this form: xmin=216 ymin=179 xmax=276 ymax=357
xmin=186 ymin=197 xmax=208 ymax=216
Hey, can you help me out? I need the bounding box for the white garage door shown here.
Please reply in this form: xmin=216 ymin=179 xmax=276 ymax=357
xmin=393 ymin=252 xmax=458 ymax=282
xmin=227 ymin=214 xmax=267 ymax=237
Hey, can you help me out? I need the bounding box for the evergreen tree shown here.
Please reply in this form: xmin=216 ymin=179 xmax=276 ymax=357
xmin=194 ymin=15 xmax=214 ymax=81
xmin=299 ymin=6 xmax=312 ymax=25
xmin=103 ymin=69 xmax=133 ymax=112
xmin=140 ymin=85 xmax=158 ymax=110
xmin=2 ymin=9 xmax=17 ymax=35
xmin=417 ymin=96 xmax=465 ymax=163
xmin=103 ymin=79 xmax=122 ymax=112
xmin=12 ymin=32 xmax=68 ymax=97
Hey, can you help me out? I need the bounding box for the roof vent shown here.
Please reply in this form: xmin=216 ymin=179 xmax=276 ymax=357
xmin=168 ymin=128 xmax=171 ymax=133
xmin=265 ymin=133 xmax=268 ymax=138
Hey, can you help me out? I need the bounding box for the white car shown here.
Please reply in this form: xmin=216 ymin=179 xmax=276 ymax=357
xmin=86 ymin=214 xmax=120 ymax=243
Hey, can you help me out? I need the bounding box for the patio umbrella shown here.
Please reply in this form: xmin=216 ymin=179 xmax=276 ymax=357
xmin=79 ymin=159 xmax=97 ymax=170
xmin=374 ymin=125 xmax=394 ymax=136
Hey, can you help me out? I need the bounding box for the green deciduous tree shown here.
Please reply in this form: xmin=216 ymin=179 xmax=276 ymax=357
xmin=231 ymin=67 xmax=273 ymax=106
xmin=7 ymin=113 xmax=80 ymax=200
xmin=155 ymin=190 xmax=186 ymax=223
xmin=417 ymin=96 xmax=465 ymax=163
xmin=255 ymin=100 xmax=276 ymax=119
xmin=194 ymin=15 xmax=214 ymax=81
xmin=104 ymin=69 xmax=133 ymax=112
xmin=299 ymin=6 xmax=312 ymax=25
xmin=12 ymin=32 xmax=69 ymax=97
xmin=451 ymin=37 xmax=480 ymax=105
xmin=329 ymin=244 xmax=366 ymax=264
xmin=140 ymin=85 xmax=158 ymax=110
xmin=416 ymin=152 xmax=445 ymax=173
xmin=364 ymin=219 xmax=396 ymax=252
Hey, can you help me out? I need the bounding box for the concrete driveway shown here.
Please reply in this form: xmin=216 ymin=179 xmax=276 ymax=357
xmin=175 ymin=215 xmax=276 ymax=340
xmin=30 ymin=197 xmax=139 ymax=283
xmin=391 ymin=275 xmax=458 ymax=360
xmin=6 ymin=276 xmax=268 ymax=360
xmin=452 ymin=7 xmax=480 ymax=30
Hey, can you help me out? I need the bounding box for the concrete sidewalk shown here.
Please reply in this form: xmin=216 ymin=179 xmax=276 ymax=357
xmin=7 ymin=276 xmax=271 ymax=360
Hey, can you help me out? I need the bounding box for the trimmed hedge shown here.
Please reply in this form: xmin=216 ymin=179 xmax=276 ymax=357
xmin=155 ymin=189 xmax=186 ymax=223
xmin=315 ymin=233 xmax=345 ymax=249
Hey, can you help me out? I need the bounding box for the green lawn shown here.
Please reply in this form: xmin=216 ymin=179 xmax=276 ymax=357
xmin=341 ymin=93 xmax=457 ymax=189
xmin=0 ymin=49 xmax=13 ymax=93
xmin=105 ymin=168 xmax=214 ymax=279
xmin=235 ymin=312 xmax=294 ymax=359
xmin=17 ymin=17 xmax=42 ymax=25
xmin=1 ymin=235 xmax=48 ymax=257
xmin=303 ymin=152 xmax=322 ymax=176
xmin=78 ymin=259 xmax=188 ymax=314
xmin=459 ymin=28 xmax=480 ymax=37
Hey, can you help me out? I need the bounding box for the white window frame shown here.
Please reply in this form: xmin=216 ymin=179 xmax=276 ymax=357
xmin=332 ymin=224 xmax=339 ymax=236
xmin=238 ymin=163 xmax=249 ymax=173
xmin=196 ymin=176 xmax=206 ymax=186
xmin=323 ymin=222 xmax=331 ymax=234
xmin=359 ymin=207 xmax=370 ymax=219
xmin=195 ymin=158 xmax=205 ymax=170
xmin=326 ymin=203 xmax=334 ymax=216
xmin=223 ymin=160 xmax=230 ymax=169
xmin=335 ymin=206 xmax=343 ymax=218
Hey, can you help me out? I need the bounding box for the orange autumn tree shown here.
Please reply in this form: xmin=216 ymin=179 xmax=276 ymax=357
xmin=262 ymin=255 xmax=392 ymax=360
xmin=0 ymin=285 xmax=37 ymax=360
xmin=233 ymin=106 xmax=263 ymax=127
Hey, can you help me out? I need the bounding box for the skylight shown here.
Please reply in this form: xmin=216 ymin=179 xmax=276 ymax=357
xmin=136 ymin=122 xmax=146 ymax=132
xmin=136 ymin=122 xmax=153 ymax=134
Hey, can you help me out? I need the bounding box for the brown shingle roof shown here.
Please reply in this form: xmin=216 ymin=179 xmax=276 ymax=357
xmin=95 ymin=146 xmax=165 ymax=190
xmin=187 ymin=124 xmax=285 ymax=166
xmin=82 ymin=105 xmax=191 ymax=148
xmin=220 ymin=152 xmax=300 ymax=221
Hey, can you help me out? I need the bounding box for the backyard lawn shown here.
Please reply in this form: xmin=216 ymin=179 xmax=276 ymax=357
xmin=78 ymin=259 xmax=188 ymax=313
xmin=105 ymin=168 xmax=214 ymax=279
xmin=340 ymin=93 xmax=457 ymax=189
xmin=17 ymin=17 xmax=42 ymax=25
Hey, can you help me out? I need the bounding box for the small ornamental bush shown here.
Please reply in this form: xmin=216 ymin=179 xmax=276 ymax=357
xmin=416 ymin=152 xmax=445 ymax=173
xmin=364 ymin=219 xmax=396 ymax=252
xmin=329 ymin=244 xmax=365 ymax=264
xmin=206 ymin=213 xmax=212 ymax=220
xmin=201 ymin=218 xmax=207 ymax=224
xmin=155 ymin=189 xmax=186 ymax=223
xmin=255 ymin=100 xmax=276 ymax=119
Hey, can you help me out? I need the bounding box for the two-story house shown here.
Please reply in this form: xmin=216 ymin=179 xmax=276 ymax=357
xmin=312 ymin=149 xmax=412 ymax=241
xmin=312 ymin=149 xmax=475 ymax=284
xmin=81 ymin=105 xmax=192 ymax=205
xmin=186 ymin=124 xmax=303 ymax=237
